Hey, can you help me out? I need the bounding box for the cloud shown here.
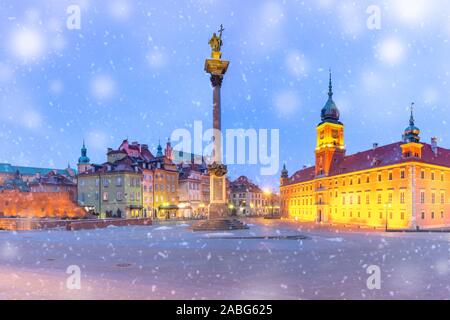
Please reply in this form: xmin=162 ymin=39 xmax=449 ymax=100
xmin=285 ymin=51 xmax=308 ymax=77
xmin=49 ymin=79 xmax=64 ymax=94
xmin=274 ymin=90 xmax=300 ymax=116
xmin=361 ymin=70 xmax=383 ymax=92
xmin=146 ymin=47 xmax=167 ymax=69
xmin=337 ymin=2 xmax=364 ymax=37
xmin=246 ymin=2 xmax=286 ymax=53
xmin=0 ymin=90 xmax=43 ymax=129
xmin=9 ymin=27 xmax=46 ymax=62
xmin=388 ymin=0 xmax=430 ymax=25
xmin=109 ymin=0 xmax=132 ymax=21
xmin=90 ymin=75 xmax=116 ymax=100
xmin=86 ymin=129 xmax=110 ymax=152
xmin=376 ymin=37 xmax=405 ymax=65
xmin=0 ymin=63 xmax=14 ymax=83
xmin=422 ymin=87 xmax=439 ymax=105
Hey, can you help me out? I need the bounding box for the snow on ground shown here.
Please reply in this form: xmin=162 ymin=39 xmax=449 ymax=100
xmin=0 ymin=219 xmax=449 ymax=300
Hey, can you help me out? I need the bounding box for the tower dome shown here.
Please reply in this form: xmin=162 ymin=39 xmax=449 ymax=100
xmin=78 ymin=140 xmax=90 ymax=164
xmin=320 ymin=70 xmax=341 ymax=124
xmin=281 ymin=163 xmax=288 ymax=178
xmin=403 ymin=103 xmax=420 ymax=143
xmin=156 ymin=140 xmax=163 ymax=157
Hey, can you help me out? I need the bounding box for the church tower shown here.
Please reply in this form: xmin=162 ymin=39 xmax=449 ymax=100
xmin=77 ymin=140 xmax=91 ymax=174
xmin=315 ymin=71 xmax=345 ymax=177
xmin=401 ymin=103 xmax=423 ymax=159
xmin=280 ymin=163 xmax=288 ymax=186
xmin=164 ymin=138 xmax=173 ymax=160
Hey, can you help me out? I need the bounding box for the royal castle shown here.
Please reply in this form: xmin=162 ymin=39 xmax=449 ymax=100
xmin=280 ymin=73 xmax=450 ymax=230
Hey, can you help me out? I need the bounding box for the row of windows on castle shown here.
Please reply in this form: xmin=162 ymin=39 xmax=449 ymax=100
xmin=281 ymin=168 xmax=447 ymax=195
xmin=291 ymin=208 xmax=446 ymax=221
xmin=285 ymin=189 xmax=446 ymax=206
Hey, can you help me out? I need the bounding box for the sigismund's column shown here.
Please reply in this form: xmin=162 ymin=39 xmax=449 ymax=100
xmin=204 ymin=25 xmax=230 ymax=219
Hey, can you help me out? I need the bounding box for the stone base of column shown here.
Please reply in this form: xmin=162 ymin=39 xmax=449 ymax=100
xmin=192 ymin=202 xmax=248 ymax=231
xmin=192 ymin=217 xmax=248 ymax=231
xmin=208 ymin=203 xmax=229 ymax=219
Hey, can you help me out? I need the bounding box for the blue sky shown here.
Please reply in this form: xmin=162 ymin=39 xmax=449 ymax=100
xmin=1 ymin=0 xmax=450 ymax=189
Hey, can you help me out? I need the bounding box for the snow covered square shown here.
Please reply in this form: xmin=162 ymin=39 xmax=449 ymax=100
xmin=0 ymin=220 xmax=449 ymax=300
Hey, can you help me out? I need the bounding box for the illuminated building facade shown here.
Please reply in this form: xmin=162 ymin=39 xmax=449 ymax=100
xmin=280 ymin=73 xmax=450 ymax=230
xmin=77 ymin=139 xmax=179 ymax=219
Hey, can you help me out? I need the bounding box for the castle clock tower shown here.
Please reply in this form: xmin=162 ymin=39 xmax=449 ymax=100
xmin=315 ymin=71 xmax=345 ymax=177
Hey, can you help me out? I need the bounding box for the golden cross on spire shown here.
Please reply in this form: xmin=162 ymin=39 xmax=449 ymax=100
xmin=218 ymin=24 xmax=225 ymax=38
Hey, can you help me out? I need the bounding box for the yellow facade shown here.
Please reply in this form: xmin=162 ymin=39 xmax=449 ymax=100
xmin=280 ymin=76 xmax=450 ymax=230
xmin=281 ymin=162 xmax=450 ymax=230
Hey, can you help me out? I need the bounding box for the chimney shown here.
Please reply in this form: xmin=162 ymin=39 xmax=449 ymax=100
xmin=431 ymin=137 xmax=438 ymax=156
xmin=373 ymin=143 xmax=378 ymax=150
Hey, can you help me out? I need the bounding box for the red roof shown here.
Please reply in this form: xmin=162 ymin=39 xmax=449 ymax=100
xmin=230 ymin=175 xmax=263 ymax=193
xmin=284 ymin=141 xmax=450 ymax=185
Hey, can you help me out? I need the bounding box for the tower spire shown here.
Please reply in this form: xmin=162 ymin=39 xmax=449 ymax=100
xmin=328 ymin=68 xmax=333 ymax=98
xmin=410 ymin=102 xmax=415 ymax=126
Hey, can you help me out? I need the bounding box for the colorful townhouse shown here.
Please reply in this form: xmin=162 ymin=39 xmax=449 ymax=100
xmin=77 ymin=139 xmax=178 ymax=219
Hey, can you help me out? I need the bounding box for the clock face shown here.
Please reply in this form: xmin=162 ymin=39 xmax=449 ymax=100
xmin=332 ymin=130 xmax=338 ymax=139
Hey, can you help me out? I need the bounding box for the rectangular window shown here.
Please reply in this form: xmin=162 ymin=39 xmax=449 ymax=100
xmin=441 ymin=192 xmax=445 ymax=204
xmin=116 ymin=191 xmax=123 ymax=201
xmin=400 ymin=212 xmax=405 ymax=220
xmin=420 ymin=191 xmax=425 ymax=204
xmin=421 ymin=212 xmax=425 ymax=219
xmin=116 ymin=177 xmax=122 ymax=186
xmin=431 ymin=193 xmax=436 ymax=204
xmin=388 ymin=193 xmax=393 ymax=203
xmin=431 ymin=172 xmax=435 ymax=180
xmin=421 ymin=170 xmax=425 ymax=179
xmin=388 ymin=172 xmax=393 ymax=180
xmin=103 ymin=178 xmax=109 ymax=187
xmin=400 ymin=170 xmax=405 ymax=179
xmin=103 ymin=192 xmax=108 ymax=201
xmin=400 ymin=192 xmax=405 ymax=204
xmin=366 ymin=194 xmax=370 ymax=205
xmin=377 ymin=194 xmax=382 ymax=204
xmin=378 ymin=173 xmax=382 ymax=182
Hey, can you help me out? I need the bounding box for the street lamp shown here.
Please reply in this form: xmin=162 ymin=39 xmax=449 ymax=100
xmin=264 ymin=189 xmax=274 ymax=218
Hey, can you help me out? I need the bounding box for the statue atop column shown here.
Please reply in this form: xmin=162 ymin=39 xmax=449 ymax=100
xmin=208 ymin=24 xmax=225 ymax=60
